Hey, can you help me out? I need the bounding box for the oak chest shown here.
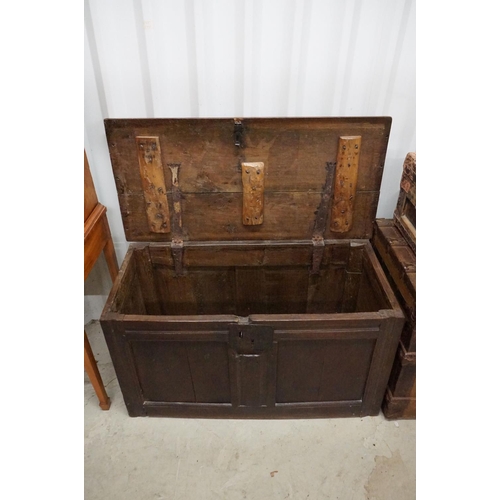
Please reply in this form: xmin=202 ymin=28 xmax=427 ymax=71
xmin=372 ymin=153 xmax=416 ymax=419
xmin=100 ymin=117 xmax=405 ymax=418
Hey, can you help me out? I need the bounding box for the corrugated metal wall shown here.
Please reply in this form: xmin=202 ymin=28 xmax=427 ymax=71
xmin=84 ymin=0 xmax=415 ymax=262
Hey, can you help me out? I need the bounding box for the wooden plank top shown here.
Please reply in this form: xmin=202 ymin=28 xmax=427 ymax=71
xmin=105 ymin=117 xmax=391 ymax=242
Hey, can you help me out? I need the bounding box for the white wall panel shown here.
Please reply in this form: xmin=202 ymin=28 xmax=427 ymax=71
xmin=84 ymin=0 xmax=416 ymax=263
xmin=141 ymin=0 xmax=192 ymax=116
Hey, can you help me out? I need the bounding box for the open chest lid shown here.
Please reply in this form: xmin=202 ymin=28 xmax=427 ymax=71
xmin=105 ymin=117 xmax=391 ymax=243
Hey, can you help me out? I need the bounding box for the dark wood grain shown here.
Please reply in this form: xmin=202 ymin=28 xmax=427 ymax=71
xmin=372 ymin=220 xmax=416 ymax=349
xmin=372 ymin=218 xmax=416 ymax=420
xmin=134 ymin=246 xmax=163 ymax=315
xmin=130 ymin=340 xmax=232 ymax=403
xmin=99 ymin=117 xmax=407 ymax=420
xmin=115 ymin=250 xmax=148 ymax=315
xmin=100 ymin=317 xmax=146 ymax=417
xmin=360 ymin=312 xmax=405 ymax=416
xmin=105 ymin=117 xmax=391 ymax=242
xmin=109 ymin=242 xmax=399 ymax=318
xmin=306 ymin=265 xmax=346 ymax=314
xmin=100 ymin=239 xmax=405 ymax=418
xmin=387 ymin=343 xmax=416 ymax=397
xmin=276 ymin=339 xmax=376 ymax=403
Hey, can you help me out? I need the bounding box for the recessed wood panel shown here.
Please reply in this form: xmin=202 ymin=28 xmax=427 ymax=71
xmin=131 ymin=341 xmax=195 ymax=402
xmin=131 ymin=341 xmax=231 ymax=403
xmin=276 ymin=339 xmax=376 ymax=403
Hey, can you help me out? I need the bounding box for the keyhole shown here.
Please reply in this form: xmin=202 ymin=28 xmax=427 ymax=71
xmin=239 ymin=331 xmax=243 ymax=338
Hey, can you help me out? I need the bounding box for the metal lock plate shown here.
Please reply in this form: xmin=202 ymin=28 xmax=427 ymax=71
xmin=228 ymin=325 xmax=274 ymax=354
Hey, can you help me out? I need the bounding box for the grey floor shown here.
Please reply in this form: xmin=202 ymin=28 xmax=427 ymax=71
xmin=84 ymin=320 xmax=416 ymax=500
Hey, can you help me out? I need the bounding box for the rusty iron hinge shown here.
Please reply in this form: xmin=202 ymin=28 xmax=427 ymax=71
xmin=171 ymin=238 xmax=184 ymax=276
xmin=311 ymin=235 xmax=325 ymax=275
xmin=167 ymin=162 xmax=184 ymax=275
xmin=310 ymin=160 xmax=336 ymax=274
xmin=234 ymin=119 xmax=244 ymax=148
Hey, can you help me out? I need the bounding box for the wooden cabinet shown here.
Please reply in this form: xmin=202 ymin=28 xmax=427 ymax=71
xmin=84 ymin=151 xmax=119 ymax=410
xmin=372 ymin=153 xmax=416 ymax=420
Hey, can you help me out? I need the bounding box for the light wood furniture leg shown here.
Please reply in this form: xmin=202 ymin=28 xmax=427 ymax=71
xmin=102 ymin=223 xmax=119 ymax=282
xmin=84 ymin=330 xmax=111 ymax=410
xmin=85 ymin=151 xmax=117 ymax=410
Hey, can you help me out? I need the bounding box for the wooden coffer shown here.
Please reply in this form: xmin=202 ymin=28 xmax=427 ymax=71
xmin=100 ymin=117 xmax=405 ymax=418
xmin=373 ymin=152 xmax=416 ymax=419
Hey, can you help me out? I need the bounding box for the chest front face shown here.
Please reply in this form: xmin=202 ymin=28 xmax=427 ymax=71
xmin=101 ymin=117 xmax=405 ymax=419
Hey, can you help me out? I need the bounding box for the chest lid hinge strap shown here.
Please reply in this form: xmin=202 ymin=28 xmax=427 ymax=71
xmin=310 ymin=160 xmax=336 ymax=275
xmin=168 ymin=162 xmax=184 ymax=276
xmin=171 ymin=238 xmax=184 ymax=276
xmin=311 ymin=235 xmax=325 ymax=275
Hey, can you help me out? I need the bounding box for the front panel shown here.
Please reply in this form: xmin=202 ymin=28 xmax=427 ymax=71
xmin=101 ymin=314 xmax=402 ymax=418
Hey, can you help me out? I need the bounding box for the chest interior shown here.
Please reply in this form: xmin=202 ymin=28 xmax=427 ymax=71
xmin=109 ymin=241 xmax=391 ymax=317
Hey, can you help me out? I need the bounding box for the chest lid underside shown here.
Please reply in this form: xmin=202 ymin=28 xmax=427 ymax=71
xmin=105 ymin=117 xmax=391 ymax=243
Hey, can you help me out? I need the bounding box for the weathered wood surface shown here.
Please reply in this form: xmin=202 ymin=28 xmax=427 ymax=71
xmin=394 ymin=152 xmax=416 ymax=252
xmin=135 ymin=136 xmax=171 ymax=233
xmin=387 ymin=343 xmax=416 ymax=398
xmin=241 ymin=162 xmax=265 ymax=225
xmin=372 ymin=219 xmax=416 ymax=420
xmin=98 ymin=117 xmax=407 ymax=420
xmin=100 ymin=240 xmax=405 ymax=418
xmin=372 ymin=219 xmax=416 ymax=351
xmin=117 ymin=190 xmax=380 ymax=242
xmin=382 ymin=385 xmax=416 ymax=420
xmin=101 ymin=308 xmax=403 ymax=419
xmin=99 ymin=319 xmax=403 ymax=418
xmin=331 ymin=136 xmax=361 ymax=233
xmin=105 ymin=117 xmax=391 ymax=242
xmin=107 ymin=242 xmax=395 ymax=317
xmin=383 ymin=352 xmax=416 ymax=421
xmin=103 ymin=247 xmax=141 ymax=315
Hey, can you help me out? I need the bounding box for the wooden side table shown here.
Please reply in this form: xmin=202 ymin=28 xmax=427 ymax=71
xmin=84 ymin=151 xmax=119 ymax=410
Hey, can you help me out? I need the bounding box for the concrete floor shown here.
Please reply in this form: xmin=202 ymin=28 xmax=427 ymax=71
xmin=84 ymin=320 xmax=416 ymax=500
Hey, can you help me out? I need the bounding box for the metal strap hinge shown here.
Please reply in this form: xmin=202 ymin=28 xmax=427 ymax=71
xmin=311 ymin=235 xmax=325 ymax=275
xmin=171 ymin=238 xmax=184 ymax=276
xmin=234 ymin=119 xmax=244 ymax=148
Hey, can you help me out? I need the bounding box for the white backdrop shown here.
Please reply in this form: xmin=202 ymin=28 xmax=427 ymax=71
xmin=84 ymin=0 xmax=415 ymax=266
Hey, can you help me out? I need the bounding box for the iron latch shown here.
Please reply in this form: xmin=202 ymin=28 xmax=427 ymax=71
xmin=229 ymin=324 xmax=274 ymax=354
xmin=234 ymin=119 xmax=244 ymax=148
